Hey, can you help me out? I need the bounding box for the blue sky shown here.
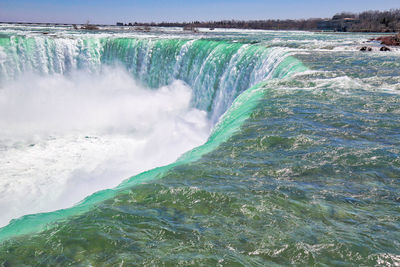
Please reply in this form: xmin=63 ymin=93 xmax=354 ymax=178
xmin=1 ymin=0 xmax=399 ymax=24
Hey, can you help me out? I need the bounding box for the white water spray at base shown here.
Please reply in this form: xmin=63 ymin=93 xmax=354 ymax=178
xmin=0 ymin=66 xmax=210 ymax=227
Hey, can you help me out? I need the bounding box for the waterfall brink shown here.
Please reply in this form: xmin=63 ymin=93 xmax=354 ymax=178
xmin=1 ymin=36 xmax=299 ymax=121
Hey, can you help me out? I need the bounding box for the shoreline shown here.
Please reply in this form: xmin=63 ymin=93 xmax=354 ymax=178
xmin=0 ymin=21 xmax=397 ymax=34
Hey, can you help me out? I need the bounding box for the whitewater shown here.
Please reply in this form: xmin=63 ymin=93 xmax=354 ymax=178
xmin=0 ymin=25 xmax=399 ymax=266
xmin=0 ymin=68 xmax=211 ymax=227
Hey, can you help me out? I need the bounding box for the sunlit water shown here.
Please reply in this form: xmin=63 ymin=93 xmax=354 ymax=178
xmin=0 ymin=25 xmax=399 ymax=266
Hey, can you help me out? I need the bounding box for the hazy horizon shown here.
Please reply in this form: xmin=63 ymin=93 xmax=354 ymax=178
xmin=1 ymin=0 xmax=399 ymax=24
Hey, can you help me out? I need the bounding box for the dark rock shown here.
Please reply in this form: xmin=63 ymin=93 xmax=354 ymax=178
xmin=380 ymin=46 xmax=391 ymax=51
xmin=373 ymin=34 xmax=400 ymax=46
xmin=360 ymin=46 xmax=372 ymax=51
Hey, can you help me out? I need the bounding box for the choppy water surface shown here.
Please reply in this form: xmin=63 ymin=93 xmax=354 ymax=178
xmin=0 ymin=25 xmax=399 ymax=266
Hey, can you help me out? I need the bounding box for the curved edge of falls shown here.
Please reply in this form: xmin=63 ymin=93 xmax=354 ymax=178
xmin=0 ymin=36 xmax=307 ymax=242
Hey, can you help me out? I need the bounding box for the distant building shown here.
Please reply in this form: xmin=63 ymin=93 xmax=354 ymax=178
xmin=317 ymin=18 xmax=358 ymax=32
xmin=116 ymin=22 xmax=124 ymax=26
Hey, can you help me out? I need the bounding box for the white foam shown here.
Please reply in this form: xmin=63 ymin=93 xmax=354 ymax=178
xmin=0 ymin=66 xmax=210 ymax=227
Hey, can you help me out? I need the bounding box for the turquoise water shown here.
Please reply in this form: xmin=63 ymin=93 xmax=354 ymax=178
xmin=0 ymin=25 xmax=399 ymax=265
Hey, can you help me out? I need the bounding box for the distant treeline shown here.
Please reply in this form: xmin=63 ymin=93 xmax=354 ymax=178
xmin=347 ymin=9 xmax=400 ymax=32
xmin=120 ymin=9 xmax=400 ymax=32
xmin=122 ymin=19 xmax=321 ymax=31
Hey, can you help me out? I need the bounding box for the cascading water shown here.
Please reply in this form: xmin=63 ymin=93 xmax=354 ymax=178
xmin=0 ymin=32 xmax=305 ymax=240
xmin=0 ymin=36 xmax=296 ymax=120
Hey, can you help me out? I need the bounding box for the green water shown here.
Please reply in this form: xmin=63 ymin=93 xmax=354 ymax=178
xmin=0 ymin=26 xmax=399 ymax=266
